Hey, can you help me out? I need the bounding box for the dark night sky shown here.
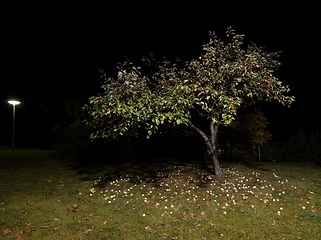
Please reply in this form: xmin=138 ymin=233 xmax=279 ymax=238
xmin=1 ymin=2 xmax=320 ymax=147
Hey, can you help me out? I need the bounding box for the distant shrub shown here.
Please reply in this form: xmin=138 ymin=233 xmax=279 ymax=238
xmin=280 ymin=130 xmax=321 ymax=163
xmin=259 ymin=130 xmax=321 ymax=163
xmin=231 ymin=130 xmax=321 ymax=164
xmin=259 ymin=140 xmax=282 ymax=162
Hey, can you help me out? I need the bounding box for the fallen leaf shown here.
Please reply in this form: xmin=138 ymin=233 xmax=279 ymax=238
xmin=299 ymin=196 xmax=304 ymax=201
xmin=311 ymin=206 xmax=316 ymax=213
xmin=26 ymin=228 xmax=35 ymax=233
xmin=83 ymin=229 xmax=92 ymax=234
xmin=187 ymin=213 xmax=194 ymax=218
xmin=78 ymin=217 xmax=91 ymax=223
xmin=143 ymin=226 xmax=152 ymax=231
xmin=83 ymin=226 xmax=93 ymax=234
xmin=2 ymin=229 xmax=13 ymax=235
xmin=161 ymin=211 xmax=168 ymax=217
xmin=14 ymin=216 xmax=21 ymax=224
xmin=71 ymin=204 xmax=79 ymax=212
xmin=13 ymin=233 xmax=20 ymax=238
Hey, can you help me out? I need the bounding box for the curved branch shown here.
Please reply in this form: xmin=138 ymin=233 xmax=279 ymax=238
xmin=186 ymin=119 xmax=213 ymax=154
xmin=186 ymin=119 xmax=222 ymax=176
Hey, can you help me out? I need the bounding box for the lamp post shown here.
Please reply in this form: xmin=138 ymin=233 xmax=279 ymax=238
xmin=8 ymin=100 xmax=20 ymax=151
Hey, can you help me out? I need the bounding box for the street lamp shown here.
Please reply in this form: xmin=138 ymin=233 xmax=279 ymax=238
xmin=8 ymin=100 xmax=20 ymax=151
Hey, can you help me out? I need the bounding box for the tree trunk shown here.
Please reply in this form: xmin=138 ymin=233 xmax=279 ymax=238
xmin=210 ymin=121 xmax=222 ymax=176
xmin=186 ymin=120 xmax=223 ymax=177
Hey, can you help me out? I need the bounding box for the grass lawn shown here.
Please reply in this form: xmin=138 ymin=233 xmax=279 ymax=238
xmin=0 ymin=147 xmax=320 ymax=239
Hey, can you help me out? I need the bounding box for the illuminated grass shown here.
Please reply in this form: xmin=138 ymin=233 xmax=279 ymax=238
xmin=0 ymin=148 xmax=320 ymax=239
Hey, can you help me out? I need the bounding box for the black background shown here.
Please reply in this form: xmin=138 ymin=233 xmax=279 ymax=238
xmin=1 ymin=2 xmax=320 ymax=148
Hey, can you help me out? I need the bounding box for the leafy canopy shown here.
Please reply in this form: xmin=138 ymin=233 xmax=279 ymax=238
xmin=84 ymin=27 xmax=294 ymax=140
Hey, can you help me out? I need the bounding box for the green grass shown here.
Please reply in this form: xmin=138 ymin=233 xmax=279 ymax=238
xmin=1 ymin=147 xmax=321 ymax=239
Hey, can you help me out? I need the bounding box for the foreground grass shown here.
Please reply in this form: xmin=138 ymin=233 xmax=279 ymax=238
xmin=0 ymin=148 xmax=320 ymax=239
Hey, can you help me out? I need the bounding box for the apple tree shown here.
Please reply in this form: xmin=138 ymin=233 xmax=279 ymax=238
xmin=84 ymin=27 xmax=294 ymax=176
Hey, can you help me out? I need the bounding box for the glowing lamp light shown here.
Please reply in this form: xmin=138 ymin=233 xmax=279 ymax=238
xmin=8 ymin=100 xmax=20 ymax=106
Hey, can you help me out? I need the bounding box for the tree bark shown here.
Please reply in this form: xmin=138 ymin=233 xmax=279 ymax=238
xmin=210 ymin=121 xmax=222 ymax=176
xmin=186 ymin=119 xmax=222 ymax=176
